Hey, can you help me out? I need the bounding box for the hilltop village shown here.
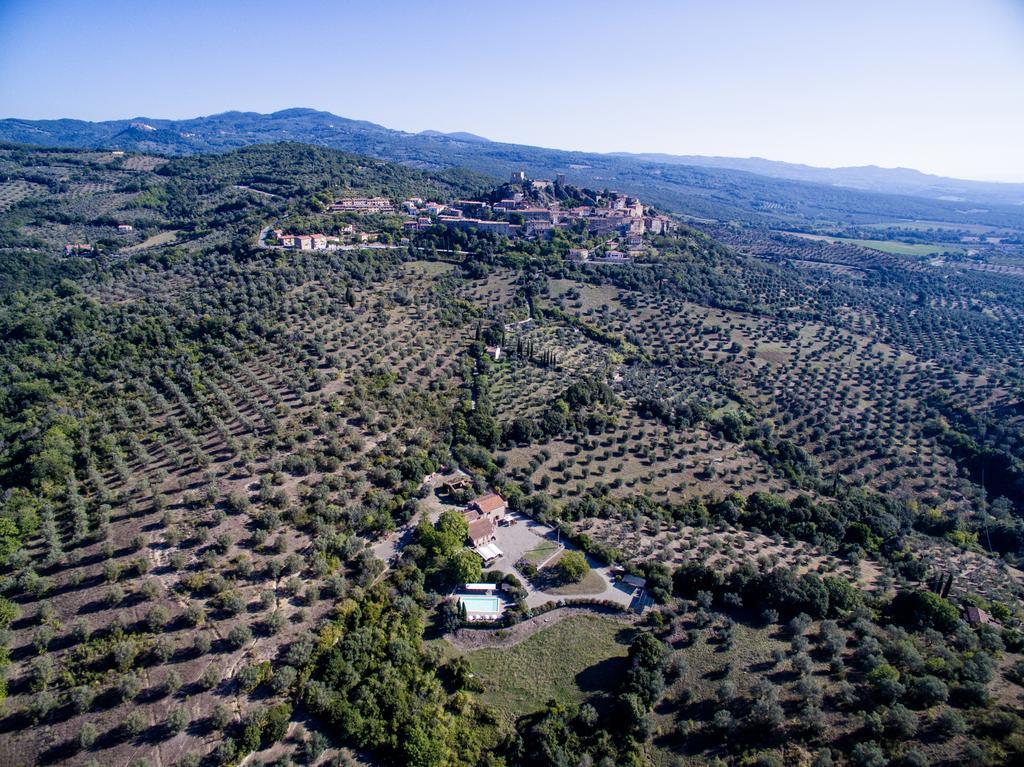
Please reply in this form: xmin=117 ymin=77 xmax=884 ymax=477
xmin=268 ymin=170 xmax=676 ymax=261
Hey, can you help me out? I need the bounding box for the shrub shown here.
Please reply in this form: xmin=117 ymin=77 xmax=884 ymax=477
xmin=887 ymin=590 xmax=959 ymax=633
xmin=271 ymin=665 xmax=298 ymax=694
xmin=78 ymin=722 xmax=98 ymax=750
xmin=123 ymin=709 xmax=146 ymax=737
xmin=932 ymin=707 xmax=966 ymax=740
xmin=211 ymin=702 xmax=233 ymax=730
xmin=151 ymin=636 xmax=174 ymax=663
xmin=908 ymin=675 xmax=948 ymax=708
xmin=895 ymin=750 xmax=929 ymax=767
xmin=162 ymin=670 xmax=182 ymax=696
xmin=850 ymin=742 xmax=887 ymax=767
xmin=226 ymin=491 xmax=250 ymax=514
xmin=304 ymin=731 xmax=328 ymax=764
xmin=167 ymin=706 xmax=190 ymax=734
xmin=145 ymin=605 xmax=170 ymax=632
xmin=192 ymin=632 xmax=212 ymax=656
xmin=558 ymin=550 xmax=589 ymax=583
xmin=228 ymin=623 xmax=253 ymax=648
xmin=787 ymin=613 xmax=812 ymax=636
xmin=70 ymin=684 xmax=96 ymax=713
xmin=236 ymin=662 xmax=268 ymax=693
xmin=198 ymin=665 xmax=220 ymax=690
xmin=885 ymin=703 xmax=918 ymax=739
xmin=184 ymin=603 xmax=206 ymax=626
xmin=116 ymin=671 xmax=143 ymax=702
xmin=28 ymin=690 xmax=54 ymax=722
xmin=960 ymin=742 xmax=991 ymax=767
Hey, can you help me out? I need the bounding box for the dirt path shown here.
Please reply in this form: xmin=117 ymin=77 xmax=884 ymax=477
xmin=234 ymin=185 xmax=281 ymax=198
xmin=445 ymin=605 xmax=639 ymax=651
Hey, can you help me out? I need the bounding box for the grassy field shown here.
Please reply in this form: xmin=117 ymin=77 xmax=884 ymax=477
xmin=452 ymin=615 xmax=635 ymax=720
xmin=546 ymin=568 xmax=607 ymax=596
xmin=405 ymin=259 xmax=457 ymax=276
xmin=125 ymin=229 xmax=180 ymax=251
xmin=522 ymin=540 xmax=560 ymax=566
xmin=787 ymin=231 xmax=958 ymax=256
xmin=861 ymin=219 xmax=998 ymax=234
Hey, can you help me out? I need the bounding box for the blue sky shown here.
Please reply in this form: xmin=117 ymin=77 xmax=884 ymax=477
xmin=2 ymin=0 xmax=1023 ymax=180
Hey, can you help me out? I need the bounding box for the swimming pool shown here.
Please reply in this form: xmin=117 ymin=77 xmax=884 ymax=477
xmin=459 ymin=594 xmax=501 ymax=616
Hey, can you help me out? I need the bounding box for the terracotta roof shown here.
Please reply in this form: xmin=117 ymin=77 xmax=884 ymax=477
xmin=965 ymin=606 xmax=997 ymax=625
xmin=472 ymin=493 xmax=506 ymax=515
xmin=467 ymin=517 xmax=495 ymax=543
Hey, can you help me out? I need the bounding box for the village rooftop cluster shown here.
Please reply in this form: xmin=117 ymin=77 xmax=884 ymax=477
xmin=273 ymin=170 xmax=676 ymax=260
xmin=401 ymin=170 xmax=676 ymax=255
xmin=269 ymin=225 xmax=371 ymax=251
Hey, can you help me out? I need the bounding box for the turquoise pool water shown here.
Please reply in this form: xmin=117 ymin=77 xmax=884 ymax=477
xmin=459 ymin=595 xmax=500 ymax=614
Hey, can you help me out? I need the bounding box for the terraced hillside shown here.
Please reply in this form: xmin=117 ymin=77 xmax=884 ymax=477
xmin=0 ymin=144 xmax=1023 ymax=767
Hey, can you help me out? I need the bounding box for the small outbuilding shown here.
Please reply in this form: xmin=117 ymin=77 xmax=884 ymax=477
xmin=443 ymin=476 xmax=471 ymax=495
xmin=622 ymin=574 xmax=647 ymax=591
xmin=965 ymin=606 xmax=1000 ymax=627
xmin=473 ymin=542 xmax=503 ymax=564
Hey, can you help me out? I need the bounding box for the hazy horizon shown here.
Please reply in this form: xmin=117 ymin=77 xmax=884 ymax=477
xmin=2 ymin=0 xmax=1024 ymax=182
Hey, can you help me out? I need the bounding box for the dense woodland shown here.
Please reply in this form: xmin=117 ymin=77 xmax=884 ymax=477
xmin=0 ymin=143 xmax=1023 ymax=767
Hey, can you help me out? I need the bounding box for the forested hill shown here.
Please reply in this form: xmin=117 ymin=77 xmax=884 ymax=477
xmin=5 ymin=108 xmax=1024 ymax=230
xmin=0 ymin=142 xmax=490 ymax=295
xmin=155 ymin=141 xmax=492 ymax=200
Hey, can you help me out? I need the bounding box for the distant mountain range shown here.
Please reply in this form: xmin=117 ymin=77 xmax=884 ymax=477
xmin=418 ymin=129 xmax=490 ymax=143
xmin=610 ymin=153 xmax=1024 ymax=207
xmin=4 ymin=107 xmax=1024 ymax=229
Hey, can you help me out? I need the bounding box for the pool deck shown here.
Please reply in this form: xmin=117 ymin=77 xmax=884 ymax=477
xmin=457 ymin=593 xmax=504 ymax=621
